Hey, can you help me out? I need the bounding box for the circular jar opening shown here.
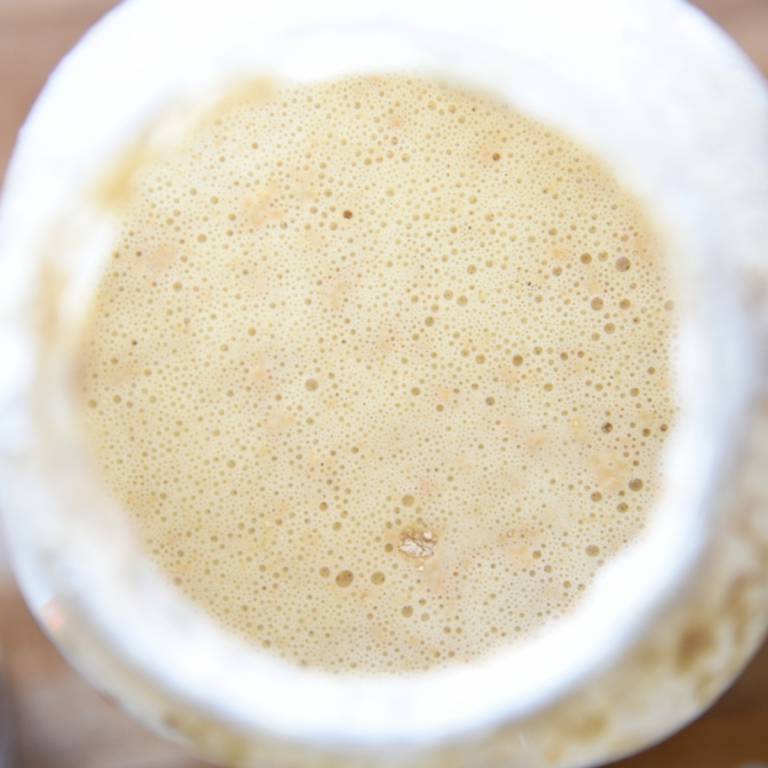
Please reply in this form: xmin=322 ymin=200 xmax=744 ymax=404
xmin=1 ymin=0 xmax=762 ymax=753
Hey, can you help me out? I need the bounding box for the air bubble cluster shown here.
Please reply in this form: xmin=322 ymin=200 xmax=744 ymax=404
xmin=79 ymin=74 xmax=678 ymax=675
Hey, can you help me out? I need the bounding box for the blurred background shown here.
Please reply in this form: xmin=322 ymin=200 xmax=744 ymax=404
xmin=1 ymin=0 xmax=768 ymax=766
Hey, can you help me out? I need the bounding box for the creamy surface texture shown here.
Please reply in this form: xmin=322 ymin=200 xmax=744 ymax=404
xmin=79 ymin=74 xmax=678 ymax=674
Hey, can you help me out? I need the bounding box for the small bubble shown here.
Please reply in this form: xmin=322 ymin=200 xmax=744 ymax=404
xmin=581 ymin=253 xmax=592 ymax=264
xmin=402 ymin=495 xmax=415 ymax=507
xmin=371 ymin=572 xmax=385 ymax=585
xmin=616 ymin=256 xmax=631 ymax=272
xmin=173 ymin=282 xmax=183 ymax=292
xmin=402 ymin=606 xmax=413 ymax=618
xmin=664 ymin=300 xmax=675 ymax=311
xmin=617 ymin=502 xmax=629 ymax=512
xmin=411 ymin=387 xmax=421 ymax=396
xmin=602 ymin=422 xmax=613 ymax=433
xmin=591 ymin=492 xmax=602 ymax=502
xmin=319 ymin=567 xmax=330 ymax=578
xmin=591 ymin=298 xmax=603 ymax=311
xmin=629 ymin=478 xmax=644 ymax=491
xmin=486 ymin=397 xmax=495 ymax=406
xmin=586 ymin=545 xmax=600 ymax=557
xmin=336 ymin=570 xmax=354 ymax=587
xmin=475 ymin=354 xmax=486 ymax=364
xmin=492 ymin=152 xmax=501 ymax=161
xmin=197 ymin=234 xmax=207 ymax=243
xmin=305 ymin=379 xmax=318 ymax=391
xmin=343 ymin=210 xmax=353 ymax=219
xmin=513 ymin=355 xmax=523 ymax=366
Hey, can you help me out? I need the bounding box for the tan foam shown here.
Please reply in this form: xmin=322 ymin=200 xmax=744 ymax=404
xmin=78 ymin=74 xmax=678 ymax=675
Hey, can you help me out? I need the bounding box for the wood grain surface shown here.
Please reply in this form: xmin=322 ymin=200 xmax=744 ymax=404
xmin=1 ymin=1 xmax=767 ymax=767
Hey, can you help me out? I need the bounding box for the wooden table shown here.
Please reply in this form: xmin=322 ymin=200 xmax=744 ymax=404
xmin=1 ymin=1 xmax=767 ymax=766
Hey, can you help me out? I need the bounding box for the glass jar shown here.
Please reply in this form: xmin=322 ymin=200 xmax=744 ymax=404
xmin=1 ymin=1 xmax=768 ymax=766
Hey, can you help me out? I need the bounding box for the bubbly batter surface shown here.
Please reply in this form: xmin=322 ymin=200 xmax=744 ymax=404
xmin=79 ymin=74 xmax=678 ymax=674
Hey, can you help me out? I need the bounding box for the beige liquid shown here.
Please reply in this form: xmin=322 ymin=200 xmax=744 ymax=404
xmin=78 ymin=74 xmax=677 ymax=675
